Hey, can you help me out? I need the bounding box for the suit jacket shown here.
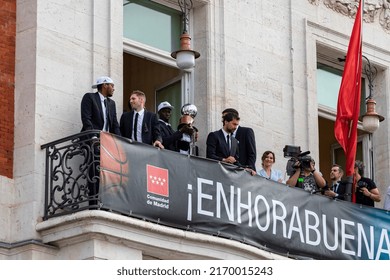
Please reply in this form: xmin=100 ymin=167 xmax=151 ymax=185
xmin=333 ymin=180 xmax=348 ymax=201
xmin=120 ymin=109 xmax=162 ymax=145
xmin=80 ymin=92 xmax=120 ymax=135
xmin=158 ymin=120 xmax=183 ymax=151
xmin=206 ymin=129 xmax=239 ymax=163
xmin=234 ymin=126 xmax=256 ymax=170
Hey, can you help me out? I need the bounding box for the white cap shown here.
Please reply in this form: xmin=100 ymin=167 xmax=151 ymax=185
xmin=158 ymin=101 xmax=174 ymax=112
xmin=92 ymin=76 xmax=114 ymax=88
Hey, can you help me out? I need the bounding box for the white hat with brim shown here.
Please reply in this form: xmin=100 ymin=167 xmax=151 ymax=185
xmin=92 ymin=76 xmax=114 ymax=88
xmin=158 ymin=101 xmax=174 ymax=112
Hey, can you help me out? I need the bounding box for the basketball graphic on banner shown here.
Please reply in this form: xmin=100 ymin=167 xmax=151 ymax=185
xmin=100 ymin=132 xmax=129 ymax=193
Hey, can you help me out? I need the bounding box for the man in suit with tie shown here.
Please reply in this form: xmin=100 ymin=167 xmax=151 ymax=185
xmin=80 ymin=76 xmax=121 ymax=135
xmin=157 ymin=101 xmax=194 ymax=152
xmin=206 ymin=112 xmax=240 ymax=165
xmin=120 ymin=90 xmax=164 ymax=148
xmin=222 ymin=108 xmax=256 ymax=171
xmin=80 ymin=76 xmax=120 ymax=206
xmin=324 ymin=164 xmax=348 ymax=200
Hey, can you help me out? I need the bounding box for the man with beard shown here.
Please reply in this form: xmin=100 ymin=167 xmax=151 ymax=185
xmin=120 ymin=90 xmax=163 ymax=148
xmin=221 ymin=108 xmax=256 ymax=171
xmin=206 ymin=112 xmax=240 ymax=165
xmin=80 ymin=76 xmax=121 ymax=206
xmin=324 ymin=164 xmax=348 ymax=200
xmin=80 ymin=76 xmax=120 ymax=135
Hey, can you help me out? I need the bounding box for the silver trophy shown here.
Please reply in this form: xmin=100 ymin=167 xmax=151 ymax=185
xmin=181 ymin=103 xmax=197 ymax=119
xmin=180 ymin=103 xmax=197 ymax=155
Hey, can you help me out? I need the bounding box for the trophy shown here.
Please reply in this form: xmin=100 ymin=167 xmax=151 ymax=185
xmin=181 ymin=103 xmax=197 ymax=119
xmin=180 ymin=103 xmax=198 ymax=155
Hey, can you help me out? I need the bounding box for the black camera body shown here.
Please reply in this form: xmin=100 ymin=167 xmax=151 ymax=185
xmin=283 ymin=145 xmax=312 ymax=176
xmin=356 ymin=180 xmax=368 ymax=189
xmin=299 ymin=155 xmax=312 ymax=170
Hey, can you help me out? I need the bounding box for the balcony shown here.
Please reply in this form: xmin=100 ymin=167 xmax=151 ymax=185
xmin=38 ymin=130 xmax=286 ymax=260
xmin=38 ymin=131 xmax=390 ymax=260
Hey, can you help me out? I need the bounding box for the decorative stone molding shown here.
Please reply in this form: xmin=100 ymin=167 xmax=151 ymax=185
xmin=308 ymin=0 xmax=390 ymax=32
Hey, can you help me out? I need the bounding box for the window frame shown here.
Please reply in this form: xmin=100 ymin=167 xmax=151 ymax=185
xmin=317 ymin=52 xmax=372 ymax=179
xmin=122 ymin=0 xmax=196 ymax=107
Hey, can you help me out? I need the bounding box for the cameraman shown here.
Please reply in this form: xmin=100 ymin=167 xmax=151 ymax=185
xmin=354 ymin=160 xmax=380 ymax=206
xmin=286 ymin=157 xmax=327 ymax=193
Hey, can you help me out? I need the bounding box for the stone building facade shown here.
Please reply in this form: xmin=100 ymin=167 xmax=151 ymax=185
xmin=0 ymin=0 xmax=389 ymax=259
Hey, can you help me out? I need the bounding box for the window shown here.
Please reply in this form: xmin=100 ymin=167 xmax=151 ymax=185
xmin=156 ymin=79 xmax=182 ymax=127
xmin=317 ymin=63 xmax=366 ymax=114
xmin=317 ymin=59 xmax=371 ymax=181
xmin=123 ymin=0 xmax=181 ymax=52
xmin=122 ymin=0 xmax=189 ymax=116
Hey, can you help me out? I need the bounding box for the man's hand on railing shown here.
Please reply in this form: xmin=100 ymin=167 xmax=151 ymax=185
xmin=153 ymin=140 xmax=164 ymax=149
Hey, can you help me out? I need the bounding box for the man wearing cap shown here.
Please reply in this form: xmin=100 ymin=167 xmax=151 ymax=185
xmin=80 ymin=76 xmax=120 ymax=206
xmin=157 ymin=101 xmax=194 ymax=152
xmin=120 ymin=90 xmax=164 ymax=148
xmin=80 ymin=76 xmax=120 ymax=135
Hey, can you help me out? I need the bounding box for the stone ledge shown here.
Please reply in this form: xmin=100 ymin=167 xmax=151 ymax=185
xmin=36 ymin=210 xmax=289 ymax=260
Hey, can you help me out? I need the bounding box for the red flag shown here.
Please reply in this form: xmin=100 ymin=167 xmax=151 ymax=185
xmin=334 ymin=0 xmax=363 ymax=181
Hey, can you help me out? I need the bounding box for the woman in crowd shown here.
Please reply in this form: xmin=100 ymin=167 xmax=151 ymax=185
xmin=257 ymin=151 xmax=284 ymax=183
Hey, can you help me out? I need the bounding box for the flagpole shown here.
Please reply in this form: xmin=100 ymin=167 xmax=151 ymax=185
xmin=345 ymin=176 xmax=353 ymax=202
xmin=334 ymin=0 xmax=363 ymax=202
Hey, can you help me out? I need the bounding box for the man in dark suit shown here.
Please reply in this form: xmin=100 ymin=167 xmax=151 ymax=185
xmin=206 ymin=112 xmax=240 ymax=165
xmin=222 ymin=108 xmax=257 ymax=171
xmin=324 ymin=164 xmax=348 ymax=200
xmin=80 ymin=76 xmax=120 ymax=206
xmin=157 ymin=101 xmax=194 ymax=152
xmin=81 ymin=76 xmax=120 ymax=135
xmin=120 ymin=90 xmax=164 ymax=148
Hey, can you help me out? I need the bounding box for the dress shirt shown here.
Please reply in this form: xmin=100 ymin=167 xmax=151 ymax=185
xmin=231 ymin=125 xmax=239 ymax=138
xmin=133 ymin=109 xmax=144 ymax=143
xmin=98 ymin=92 xmax=108 ymax=132
xmin=333 ymin=182 xmax=339 ymax=193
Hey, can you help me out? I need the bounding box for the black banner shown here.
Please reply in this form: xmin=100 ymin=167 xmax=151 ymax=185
xmin=99 ymin=132 xmax=390 ymax=260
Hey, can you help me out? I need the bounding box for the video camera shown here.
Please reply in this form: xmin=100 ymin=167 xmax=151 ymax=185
xmin=283 ymin=145 xmax=312 ymax=176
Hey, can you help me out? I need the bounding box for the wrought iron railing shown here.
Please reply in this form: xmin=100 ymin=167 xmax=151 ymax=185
xmin=41 ymin=130 xmax=102 ymax=220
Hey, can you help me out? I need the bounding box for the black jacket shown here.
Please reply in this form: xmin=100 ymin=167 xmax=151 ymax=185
xmin=235 ymin=126 xmax=257 ymax=170
xmin=80 ymin=92 xmax=120 ymax=135
xmin=120 ymin=110 xmax=162 ymax=145
xmin=206 ymin=129 xmax=239 ymax=162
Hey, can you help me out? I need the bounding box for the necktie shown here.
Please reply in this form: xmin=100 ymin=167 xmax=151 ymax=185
xmin=103 ymin=99 xmax=109 ymax=131
xmin=133 ymin=112 xmax=139 ymax=141
xmin=333 ymin=183 xmax=339 ymax=193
